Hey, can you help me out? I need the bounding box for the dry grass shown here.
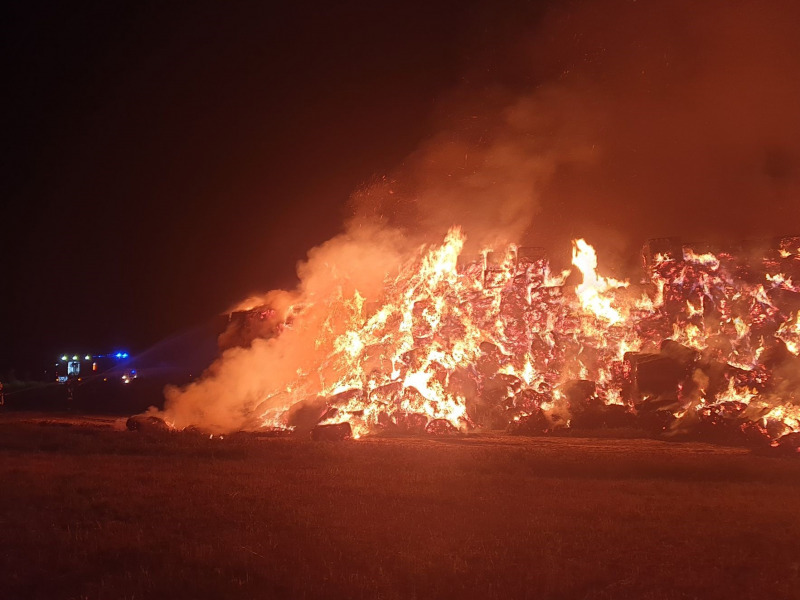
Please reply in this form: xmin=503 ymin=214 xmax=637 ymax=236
xmin=1 ymin=416 xmax=799 ymax=600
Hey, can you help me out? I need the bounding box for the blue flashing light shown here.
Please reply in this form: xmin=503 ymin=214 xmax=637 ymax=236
xmin=122 ymin=352 xmax=129 ymax=359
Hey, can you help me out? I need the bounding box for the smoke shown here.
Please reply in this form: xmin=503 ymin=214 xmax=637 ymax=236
xmin=348 ymin=85 xmax=595 ymax=251
xmin=156 ymin=0 xmax=800 ymax=431
xmin=355 ymin=0 xmax=800 ymax=261
xmin=525 ymin=0 xmax=800 ymax=255
xmin=347 ymin=82 xmax=605 ymax=255
xmin=157 ymin=225 xmax=410 ymax=432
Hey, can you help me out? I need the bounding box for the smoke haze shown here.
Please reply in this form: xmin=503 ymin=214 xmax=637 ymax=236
xmin=355 ymin=0 xmax=800 ymax=260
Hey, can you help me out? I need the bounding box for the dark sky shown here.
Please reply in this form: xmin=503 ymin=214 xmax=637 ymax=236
xmin=3 ymin=0 xmax=525 ymax=375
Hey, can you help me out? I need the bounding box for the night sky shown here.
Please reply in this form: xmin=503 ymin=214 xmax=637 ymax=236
xmin=5 ymin=0 xmax=800 ymax=378
xmin=3 ymin=0 xmax=520 ymax=376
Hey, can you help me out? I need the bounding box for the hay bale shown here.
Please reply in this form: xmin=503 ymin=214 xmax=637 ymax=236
xmin=600 ymin=404 xmax=638 ymax=429
xmin=774 ymin=432 xmax=800 ymax=455
xmin=311 ymin=422 xmax=352 ymax=441
xmin=660 ymin=340 xmax=699 ymax=370
xmin=425 ymin=419 xmax=459 ymax=435
xmin=286 ymin=396 xmax=329 ymax=434
xmin=391 ymin=412 xmax=428 ymax=434
xmin=562 ymin=379 xmax=599 ymax=414
xmin=508 ymin=409 xmax=550 ymax=436
xmin=623 ymin=352 xmax=684 ymax=401
xmin=126 ymin=415 xmax=170 ymax=433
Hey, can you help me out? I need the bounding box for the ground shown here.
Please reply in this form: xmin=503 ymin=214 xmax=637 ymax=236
xmin=1 ymin=413 xmax=799 ymax=600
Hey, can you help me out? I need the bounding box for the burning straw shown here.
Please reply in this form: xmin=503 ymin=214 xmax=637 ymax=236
xmin=151 ymin=230 xmax=800 ymax=451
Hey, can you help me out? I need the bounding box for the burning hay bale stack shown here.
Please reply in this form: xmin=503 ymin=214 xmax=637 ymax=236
xmin=159 ymin=229 xmax=800 ymax=451
xmin=305 ymin=234 xmax=796 ymax=447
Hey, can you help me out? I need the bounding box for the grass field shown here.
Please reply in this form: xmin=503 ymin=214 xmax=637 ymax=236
xmin=1 ymin=414 xmax=799 ymax=600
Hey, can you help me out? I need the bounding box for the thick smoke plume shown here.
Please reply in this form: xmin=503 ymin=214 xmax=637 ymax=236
xmin=355 ymin=0 xmax=800 ymax=260
xmin=157 ymin=0 xmax=800 ymax=432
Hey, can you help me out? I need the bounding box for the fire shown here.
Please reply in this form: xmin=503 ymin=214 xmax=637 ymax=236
xmin=777 ymin=313 xmax=800 ymax=355
xmin=168 ymin=228 xmax=800 ymax=450
xmin=572 ymin=239 xmax=629 ymax=324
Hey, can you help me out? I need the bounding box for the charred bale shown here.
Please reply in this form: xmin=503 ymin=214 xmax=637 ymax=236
xmin=623 ymin=352 xmax=684 ymax=403
xmin=562 ymin=380 xmax=599 ymax=414
xmin=509 ymin=388 xmax=552 ymax=420
xmin=636 ymin=393 xmax=682 ymax=412
xmin=391 ymin=412 xmax=429 ymax=434
xmin=311 ymin=422 xmax=352 ymax=441
xmin=181 ymin=425 xmax=209 ymax=437
xmin=737 ymin=420 xmax=773 ymax=449
xmin=218 ymin=305 xmax=283 ymax=351
xmin=570 ymin=408 xmax=606 ymax=430
xmin=773 ymin=432 xmax=800 ymax=455
xmin=759 ymin=338 xmax=794 ymax=369
xmin=286 ymin=396 xmax=329 ymax=434
xmin=764 ymin=418 xmax=791 ymax=441
xmin=769 ymin=288 xmax=800 ymax=315
xmin=471 ymin=374 xmax=521 ymax=429
xmin=508 ymin=409 xmax=550 ymax=436
xmin=638 ymin=409 xmax=677 ymax=435
xmin=702 ymin=334 xmax=734 ymax=361
xmin=694 ymin=359 xmax=730 ymax=400
xmin=660 ymin=340 xmax=699 ymax=371
xmin=485 ymin=374 xmax=522 ymax=400
xmin=425 ymin=419 xmax=459 ymax=435
xmin=448 ymin=368 xmax=479 ymax=403
xmin=126 ymin=415 xmax=170 ymax=434
xmin=328 ymin=388 xmax=365 ymax=408
xmin=761 ymin=343 xmax=800 ymax=399
xmin=682 ymin=406 xmax=771 ymax=448
xmin=600 ymin=404 xmax=638 ymax=429
xmin=318 ymin=404 xmax=340 ymax=422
